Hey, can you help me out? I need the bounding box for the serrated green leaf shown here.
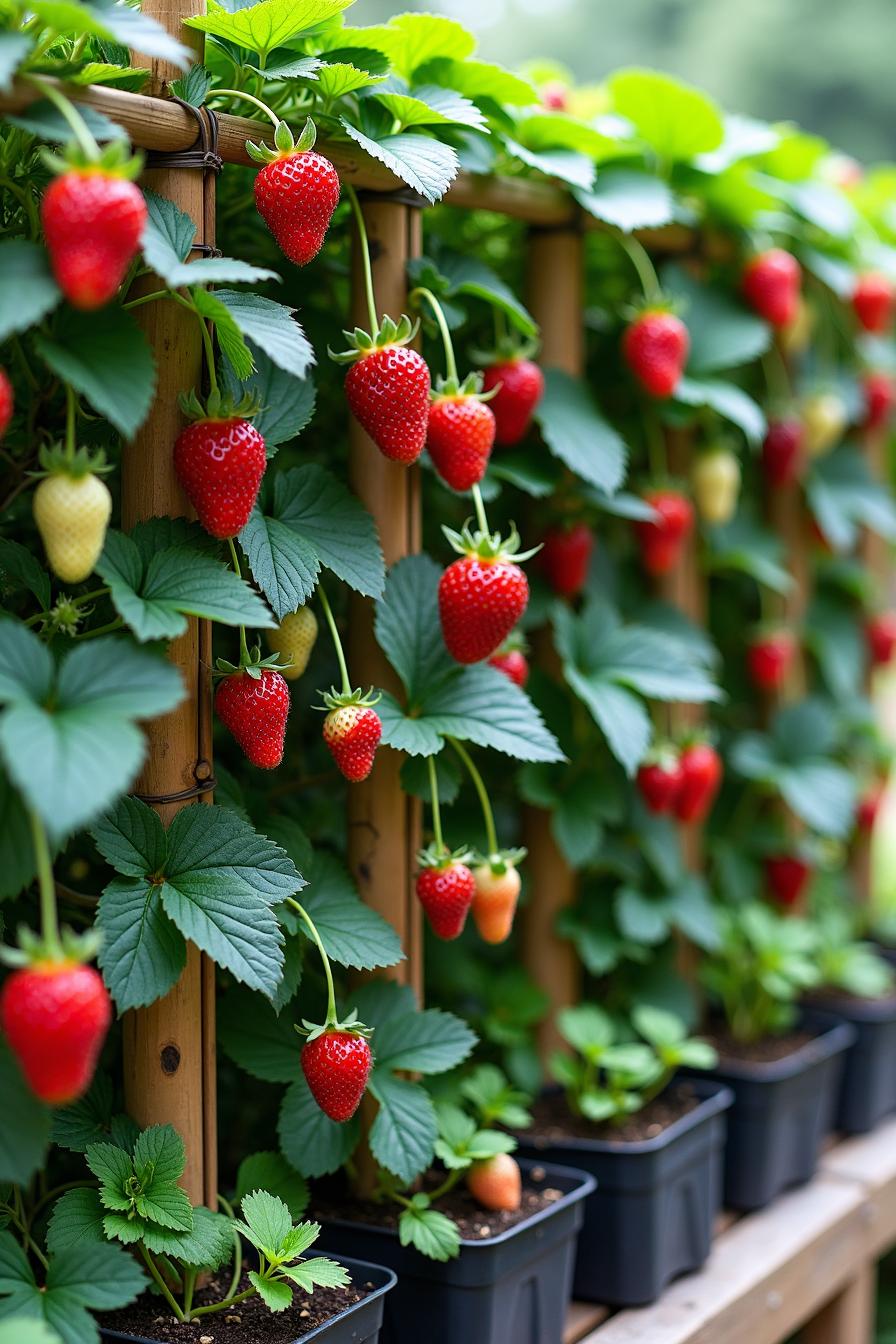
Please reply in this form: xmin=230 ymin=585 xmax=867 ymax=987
xmin=341 ymin=119 xmax=458 ymax=203
xmin=86 ymin=1140 xmax=134 ymax=1201
xmin=398 ymin=1205 xmax=459 ymax=1260
xmin=35 ymin=306 xmax=155 ymax=439
xmin=238 ymin=511 xmax=320 ymax=621
xmin=185 ymin=0 xmax=353 ymax=57
xmin=248 ymin=1270 xmax=293 ymax=1311
xmin=374 ymin=554 xmax=455 ymax=701
xmin=413 ymin=251 xmax=536 ymax=338
xmin=193 ymin=287 xmax=254 ymax=381
xmin=576 ymin=169 xmax=675 ymax=232
xmin=224 ymin=352 xmax=315 ymax=449
xmin=268 ymin=464 xmax=385 ymax=599
xmin=0 ymin=1045 xmax=51 ymax=1186
xmin=214 ymin=290 xmax=313 ymax=379
xmin=0 ymin=538 xmax=52 ymax=611
xmin=46 ymin=1191 xmax=105 ymax=1255
xmin=0 ymin=32 xmax=32 ymax=93
xmin=142 ymin=188 xmax=278 ymax=288
xmin=675 ymin=376 xmax=765 ymax=444
xmin=262 ymin=54 xmax=322 ymax=80
xmin=278 ymin=1078 xmax=359 ymax=1178
xmin=368 ymin=1073 xmax=437 ymax=1184
xmin=283 ymin=1256 xmax=350 ymax=1290
xmin=237 ymin=1152 xmax=308 ymax=1221
xmin=662 ymin=262 xmax=772 ymax=374
xmin=298 ymin=854 xmax=403 ymax=970
xmin=418 ymin=56 xmax=535 ymax=105
xmin=134 ymin=1123 xmax=186 ymax=1188
xmin=609 ymin=67 xmax=724 ymax=161
xmin=219 ymin=985 xmax=299 ymax=1083
xmin=51 ymin=1074 xmax=115 ymax=1153
xmin=535 ymin=369 xmax=627 ymax=493
xmin=0 ymin=241 xmax=60 ymax=342
xmin=504 ymin=137 xmax=595 ymax=191
xmin=239 ymin=1189 xmax=292 ymax=1256
xmin=358 ymin=12 xmax=474 ymax=80
xmin=373 ymin=1009 xmax=475 ymax=1075
xmin=46 ymin=1238 xmax=147 ymax=1309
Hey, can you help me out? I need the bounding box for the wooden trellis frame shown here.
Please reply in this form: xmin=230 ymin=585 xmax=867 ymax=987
xmin=5 ymin=28 xmax=895 ymax=1342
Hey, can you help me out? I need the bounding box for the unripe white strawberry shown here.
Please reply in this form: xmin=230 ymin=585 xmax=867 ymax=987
xmin=692 ymin=448 xmax=741 ymax=526
xmin=803 ymin=392 xmax=847 ymax=458
xmin=34 ymin=468 xmax=111 ymax=583
xmin=267 ymin=606 xmax=318 ymax=681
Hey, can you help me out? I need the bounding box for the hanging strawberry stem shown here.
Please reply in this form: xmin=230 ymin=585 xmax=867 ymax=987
xmin=64 ymin=384 xmax=77 ymax=463
xmin=29 ymin=809 xmax=62 ymax=962
xmin=317 ymin=583 xmax=352 ymax=698
xmin=25 ymin=76 xmax=100 ymax=162
xmin=344 ymin=182 xmax=379 ymax=335
xmin=428 ymin=754 xmax=446 ymax=855
xmin=411 ymin=285 xmax=459 ymax=384
xmin=214 ymin=88 xmax=281 ymax=131
xmin=618 ymin=233 xmax=663 ymax=305
xmin=645 ymin=410 xmax=668 ymax=481
xmin=227 ymin=539 xmax=252 ymax=666
xmin=450 ymin=738 xmax=499 ymax=858
xmin=285 ymin=896 xmax=338 ymax=1028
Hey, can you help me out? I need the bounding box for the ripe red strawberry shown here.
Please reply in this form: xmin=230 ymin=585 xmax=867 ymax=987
xmin=761 ymin=419 xmax=805 ymax=487
xmin=635 ymin=489 xmax=694 ymax=576
xmin=174 ymin=407 xmax=266 ymax=540
xmin=852 ymin=273 xmax=894 ymax=334
xmin=1 ymin=961 xmax=111 ymax=1104
xmin=250 ymin=117 xmax=339 ymax=266
xmin=42 ymin=167 xmax=146 ymax=310
xmin=215 ymin=667 xmax=289 ymax=768
xmin=0 ymin=368 xmax=12 ymax=440
xmin=675 ymin=743 xmax=722 ymax=824
xmin=301 ymin=1029 xmax=372 ymax=1123
xmin=481 ymin=357 xmax=545 ymax=445
xmin=539 ymin=522 xmax=594 ymax=597
xmin=323 ymin=703 xmax=382 ymax=781
xmin=471 ymin=861 xmax=521 ymax=944
xmin=622 ymin=310 xmax=689 ymax=398
xmin=741 ymin=249 xmax=801 ymax=327
xmin=637 ymin=756 xmax=683 ymax=814
xmin=862 ymin=372 xmax=896 ymax=432
xmin=344 ymin=343 xmax=431 ymax=464
xmin=867 ymin=613 xmax=896 ymax=667
xmin=488 ymin=647 xmax=529 ymax=688
xmin=467 ymin=1153 xmax=522 ymax=1212
xmin=427 ymin=390 xmax=495 ymax=491
xmin=857 ymin=782 xmax=885 ymax=832
xmin=765 ymin=854 xmax=812 ymax=908
xmin=747 ymin=630 xmax=797 ymax=692
xmin=439 ymin=525 xmax=532 ymax=664
xmin=415 ymin=858 xmax=476 ymax=939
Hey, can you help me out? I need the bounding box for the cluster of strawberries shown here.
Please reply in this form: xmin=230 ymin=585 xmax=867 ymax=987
xmin=636 ymin=741 xmax=723 ymax=824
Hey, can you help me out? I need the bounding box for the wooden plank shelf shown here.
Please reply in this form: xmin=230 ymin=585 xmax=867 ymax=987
xmin=560 ymin=1123 xmax=896 ymax=1344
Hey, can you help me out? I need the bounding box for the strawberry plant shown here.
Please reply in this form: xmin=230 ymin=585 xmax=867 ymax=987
xmin=701 ymin=905 xmax=821 ymax=1043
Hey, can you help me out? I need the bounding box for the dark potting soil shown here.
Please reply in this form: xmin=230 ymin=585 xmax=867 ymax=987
xmin=98 ymin=1269 xmax=367 ymax=1344
xmin=525 ymin=1081 xmax=701 ymax=1144
xmin=704 ymin=1027 xmax=815 ymax=1064
xmin=313 ymin=1173 xmax=564 ymax=1241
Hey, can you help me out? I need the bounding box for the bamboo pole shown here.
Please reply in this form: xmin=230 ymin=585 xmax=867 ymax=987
xmin=521 ymin=225 xmax=583 ymax=1062
xmin=120 ymin=3 xmax=215 ymax=1208
xmin=346 ymin=199 xmax=422 ymax=999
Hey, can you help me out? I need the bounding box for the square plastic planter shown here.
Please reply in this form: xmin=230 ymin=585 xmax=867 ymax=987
xmin=692 ymin=1013 xmax=855 ymax=1212
xmin=314 ymin=1161 xmax=595 ymax=1344
xmin=514 ymin=1079 xmax=731 ymax=1308
xmin=99 ymin=1254 xmax=397 ymax=1344
xmin=808 ymin=992 xmax=896 ymax=1134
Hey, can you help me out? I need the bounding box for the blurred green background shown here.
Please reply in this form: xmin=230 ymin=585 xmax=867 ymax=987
xmin=355 ymin=0 xmax=896 ymax=163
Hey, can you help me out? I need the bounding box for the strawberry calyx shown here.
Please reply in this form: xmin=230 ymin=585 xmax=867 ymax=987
xmin=0 ymin=923 xmax=101 ymax=970
xmin=296 ymin=1008 xmax=374 ymax=1044
xmin=41 ymin=135 xmax=144 ymax=182
xmin=317 ymin=684 xmax=381 ymax=713
xmin=622 ymin=293 xmax=685 ymax=323
xmin=471 ymin=846 xmax=527 ymax=877
xmin=178 ymin=386 xmax=261 ymax=424
xmin=430 ymin=370 xmax=498 ymax=403
xmin=33 ymin=442 xmax=110 ymax=481
xmin=328 ymin=312 xmax=420 ymax=365
xmin=417 ymin=841 xmax=474 ymax=871
xmin=215 ymin=645 xmax=286 ymax=680
xmin=641 ymin=741 xmax=679 ymax=771
xmin=245 ymin=115 xmax=318 ymax=165
xmin=442 ymin=520 xmax=541 ymax=564
xmin=471 ymin=334 xmax=540 ymax=366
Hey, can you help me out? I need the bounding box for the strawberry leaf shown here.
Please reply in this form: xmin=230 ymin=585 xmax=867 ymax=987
xmin=214 ymin=291 xmax=313 ymax=380
xmin=340 ymin=118 xmax=458 ymax=203
xmin=294 ymin=854 xmax=403 ymax=971
xmin=368 ymin=1073 xmax=437 ymax=1185
xmin=184 ymin=0 xmax=353 ymax=59
xmin=576 ymin=169 xmax=675 ymax=233
xmin=371 ymin=1009 xmax=475 ymax=1075
xmin=534 ymin=370 xmax=627 ymax=495
xmin=35 ymin=306 xmax=156 ymax=440
xmin=0 ymin=240 xmax=60 ymax=342
xmin=398 ymin=1205 xmax=459 ymax=1262
xmin=609 ymin=67 xmax=724 ymax=161
xmin=278 ymin=1077 xmax=360 ymax=1178
xmin=236 ymin=1152 xmax=308 ymax=1221
xmin=46 ymin=1189 xmax=105 ymax=1254
xmin=219 ymin=985 xmax=300 ymax=1083
xmin=0 ymin=1045 xmax=52 ymax=1186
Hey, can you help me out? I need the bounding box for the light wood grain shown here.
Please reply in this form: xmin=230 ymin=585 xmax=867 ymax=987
xmin=802 ymin=1263 xmax=877 ymax=1344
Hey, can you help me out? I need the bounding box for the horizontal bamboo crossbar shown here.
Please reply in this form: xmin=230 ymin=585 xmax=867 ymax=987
xmin=0 ymin=77 xmax=692 ymax=240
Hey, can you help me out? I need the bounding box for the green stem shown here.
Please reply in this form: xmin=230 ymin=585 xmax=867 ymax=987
xmin=617 ymin=233 xmax=663 ymax=304
xmin=286 ymin=896 xmax=338 ymax=1027
xmin=344 ymin=183 xmax=378 ymax=334
xmin=471 ymin=483 xmax=490 ymax=535
xmin=29 ymin=808 xmax=61 ymax=960
xmin=24 ymin=76 xmax=99 ymax=161
xmin=123 ymin=289 xmax=171 ymax=312
xmin=141 ymin=1246 xmax=185 ymax=1322
xmin=645 ymin=411 xmax=667 ymax=481
xmin=77 ymin=617 xmax=123 ymax=640
xmin=182 ymin=1266 xmax=197 ymax=1318
xmin=427 ymin=1168 xmax=462 ymax=1203
xmin=196 ymin=308 xmax=219 ymax=397
xmin=410 ymin=286 xmax=458 ymax=384
xmin=317 ymin=583 xmax=352 ymax=697
xmin=64 ymin=384 xmax=77 ymax=461
xmin=217 ymin=1194 xmax=243 ymax=1302
xmin=450 ymin=739 xmax=498 ymax=857
xmin=227 ymin=539 xmax=250 ymax=665
xmin=762 ymin=346 xmax=791 ymax=408
xmin=189 ymin=1285 xmax=257 ymax=1320
xmin=428 ymin=754 xmax=445 ymax=854
xmin=214 ymin=87 xmax=281 ymax=130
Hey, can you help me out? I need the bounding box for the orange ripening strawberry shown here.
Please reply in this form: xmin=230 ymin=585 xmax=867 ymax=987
xmin=634 ymin=489 xmax=694 ymax=577
xmin=1 ymin=961 xmax=111 ymax=1104
xmin=42 ymin=163 xmax=146 ymax=311
xmin=481 ymin=357 xmax=545 ymax=446
xmin=622 ymin=310 xmax=689 ymax=398
xmin=301 ymin=1027 xmax=373 ymax=1123
xmin=215 ymin=666 xmax=290 ymax=769
xmin=438 ymin=524 xmax=533 ymax=664
xmin=174 ymin=390 xmax=267 ymax=540
xmin=863 ymin=372 xmax=896 ymax=432
xmin=467 ymin=1153 xmax=522 ymax=1212
xmin=0 ymin=368 xmax=12 ymax=440
xmin=539 ymin=522 xmax=594 ymax=597
xmin=472 ymin=859 xmax=522 ymax=944
xmin=852 ymin=273 xmax=895 ymax=334
xmin=741 ymin=249 xmax=801 ymax=327
xmin=427 ymin=378 xmax=496 ymax=491
xmin=415 ymin=851 xmax=476 ymax=940
xmin=249 ymin=119 xmax=340 ymax=267
xmin=323 ymin=702 xmax=382 ymax=782
xmin=488 ymin=646 xmax=529 ymax=688
xmin=331 ymin=315 xmax=431 ymax=464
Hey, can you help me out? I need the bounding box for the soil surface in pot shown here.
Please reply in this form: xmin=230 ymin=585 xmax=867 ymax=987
xmin=704 ymin=1027 xmax=814 ymax=1064
xmin=313 ymin=1172 xmax=563 ymax=1241
xmin=98 ymin=1269 xmax=367 ymax=1344
xmin=525 ymin=1081 xmax=701 ymax=1144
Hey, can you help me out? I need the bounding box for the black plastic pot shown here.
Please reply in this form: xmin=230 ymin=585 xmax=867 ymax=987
xmin=99 ymin=1254 xmax=397 ymax=1344
xmin=514 ymin=1079 xmax=731 ymax=1307
xmin=692 ymin=1013 xmax=855 ymax=1212
xmin=314 ymin=1161 xmax=595 ymax=1344
xmin=808 ymin=991 xmax=896 ymax=1133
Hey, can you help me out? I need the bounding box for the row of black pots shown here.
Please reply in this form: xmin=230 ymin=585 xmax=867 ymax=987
xmin=101 ymin=994 xmax=896 ymax=1344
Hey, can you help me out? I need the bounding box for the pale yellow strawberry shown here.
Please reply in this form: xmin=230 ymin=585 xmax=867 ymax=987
xmin=803 ymin=392 xmax=847 ymax=458
xmin=471 ymin=863 xmax=521 ymax=944
xmin=692 ymin=448 xmax=741 ymax=526
xmin=34 ymin=471 xmax=111 ymax=583
xmin=267 ymin=605 xmax=318 ymax=681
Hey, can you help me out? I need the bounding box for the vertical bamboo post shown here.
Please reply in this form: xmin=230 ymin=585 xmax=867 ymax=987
xmin=346 ymin=199 xmax=422 ymax=999
xmin=521 ymin=225 xmax=583 ymax=1061
xmin=121 ymin=4 xmax=216 ymax=1207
